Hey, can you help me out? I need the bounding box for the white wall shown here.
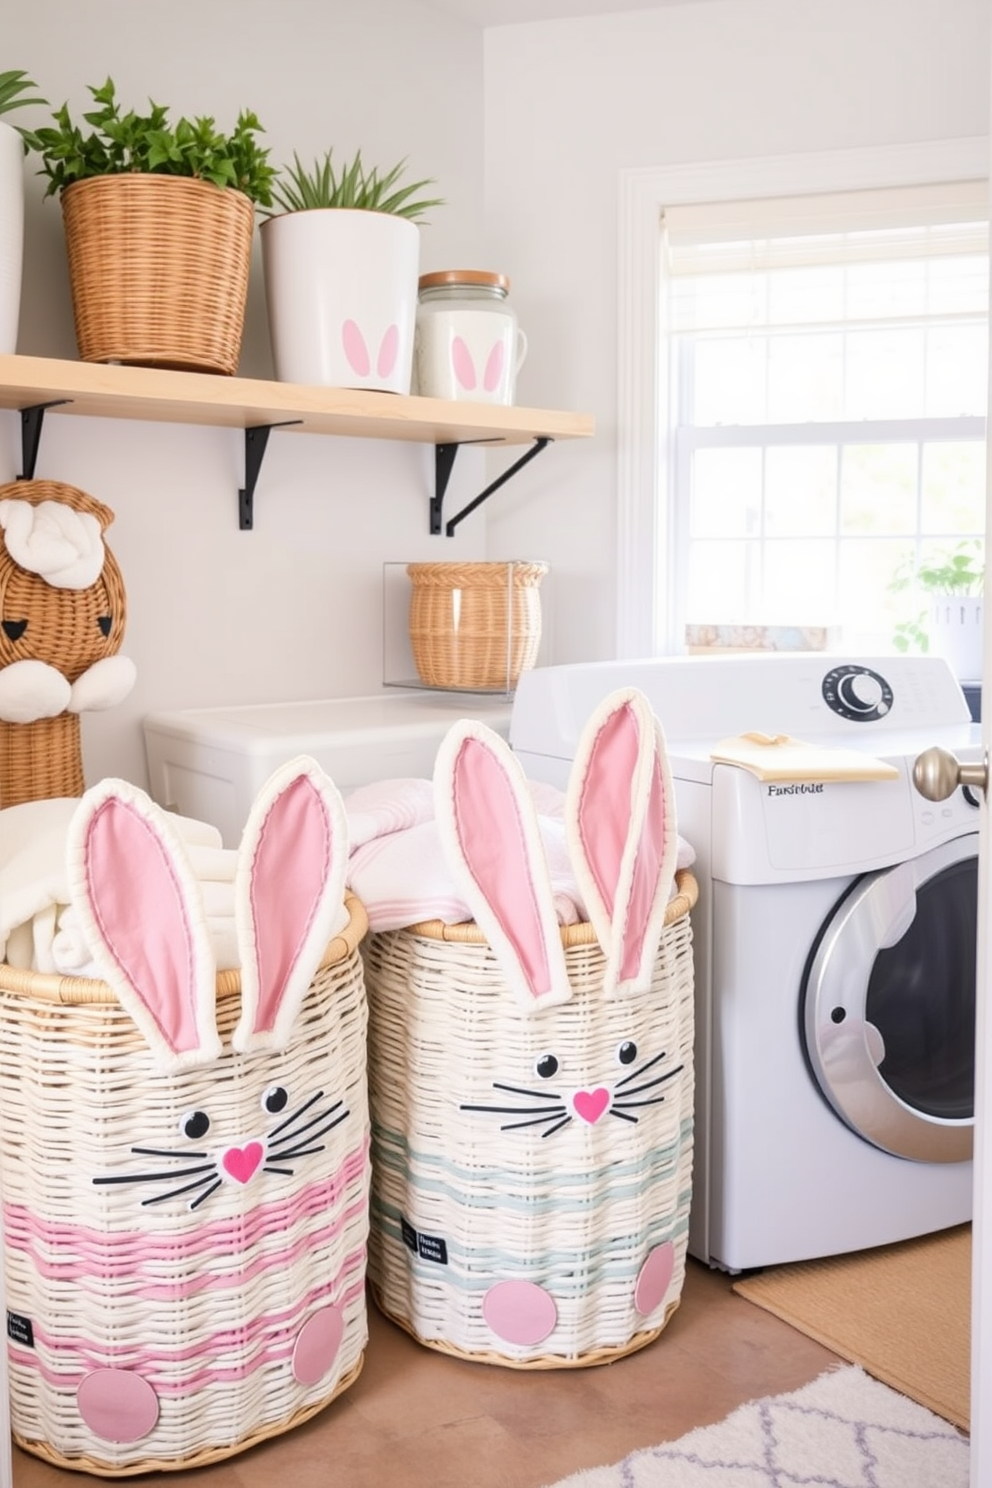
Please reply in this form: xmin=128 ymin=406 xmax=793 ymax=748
xmin=3 ymin=0 xmax=491 ymax=790
xmin=483 ymin=0 xmax=992 ymax=663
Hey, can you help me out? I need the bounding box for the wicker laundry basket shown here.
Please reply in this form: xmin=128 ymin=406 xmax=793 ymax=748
xmin=0 ymin=895 xmax=370 ymax=1475
xmin=60 ymin=175 xmax=254 ymax=375
xmin=363 ymin=872 xmax=697 ymax=1368
xmin=406 ymin=560 xmax=548 ymax=692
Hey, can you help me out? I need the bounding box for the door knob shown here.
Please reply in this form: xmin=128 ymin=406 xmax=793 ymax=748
xmin=913 ymin=745 xmax=988 ymax=802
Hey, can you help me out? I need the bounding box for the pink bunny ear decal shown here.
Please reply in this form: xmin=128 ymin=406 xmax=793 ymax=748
xmin=65 ymin=780 xmax=221 ymax=1071
xmin=232 ymin=755 xmax=350 ymax=1055
xmin=434 ymin=721 xmax=571 ymax=1013
xmin=566 ymin=688 xmax=678 ymax=998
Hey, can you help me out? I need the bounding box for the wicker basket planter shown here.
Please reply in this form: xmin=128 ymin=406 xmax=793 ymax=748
xmin=406 ymin=560 xmax=548 ymax=692
xmin=0 ymin=895 xmax=371 ymax=1475
xmin=60 ymin=175 xmax=254 ymax=375
xmin=363 ymin=872 xmax=697 ymax=1368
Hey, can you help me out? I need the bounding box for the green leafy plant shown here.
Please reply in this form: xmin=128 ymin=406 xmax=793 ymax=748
xmin=264 ymin=149 xmax=442 ymax=220
xmin=22 ymin=78 xmax=276 ymax=206
xmin=889 ymin=541 xmax=985 ymax=653
xmin=0 ymin=70 xmax=47 ymax=150
xmin=0 ymin=69 xmax=46 ymax=120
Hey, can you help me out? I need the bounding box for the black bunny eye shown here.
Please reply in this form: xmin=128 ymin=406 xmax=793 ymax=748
xmin=97 ymin=615 xmax=112 ymax=637
xmin=617 ymin=1040 xmax=638 ymax=1066
xmin=180 ymin=1109 xmax=210 ymax=1140
xmin=1 ymin=619 xmax=27 ymax=642
xmin=534 ymin=1053 xmax=559 ymax=1080
xmin=261 ymin=1084 xmax=289 ymax=1114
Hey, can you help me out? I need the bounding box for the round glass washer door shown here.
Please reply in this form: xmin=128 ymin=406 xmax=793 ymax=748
xmin=802 ymin=833 xmax=976 ymax=1164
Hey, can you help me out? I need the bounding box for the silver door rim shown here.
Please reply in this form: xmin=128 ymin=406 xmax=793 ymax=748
xmin=803 ymin=833 xmax=976 ymax=1164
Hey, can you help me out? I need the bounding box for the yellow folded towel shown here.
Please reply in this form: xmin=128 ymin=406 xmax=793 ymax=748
xmin=710 ymin=731 xmax=901 ymax=783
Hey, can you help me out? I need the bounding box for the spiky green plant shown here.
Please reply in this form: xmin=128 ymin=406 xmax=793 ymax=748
xmin=265 ymin=149 xmax=443 ymax=221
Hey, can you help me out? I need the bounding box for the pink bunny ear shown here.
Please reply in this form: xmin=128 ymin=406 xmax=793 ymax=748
xmin=232 ymin=756 xmax=350 ymax=1055
xmin=566 ymin=688 xmax=678 ymax=998
xmin=65 ymin=780 xmax=221 ymax=1071
xmin=434 ymin=721 xmax=571 ymax=1013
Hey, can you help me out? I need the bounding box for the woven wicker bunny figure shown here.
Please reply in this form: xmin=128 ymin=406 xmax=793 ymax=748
xmin=365 ymin=687 xmax=696 ymax=1366
xmin=0 ymin=756 xmax=370 ymax=1472
xmin=0 ymin=479 xmax=135 ymax=807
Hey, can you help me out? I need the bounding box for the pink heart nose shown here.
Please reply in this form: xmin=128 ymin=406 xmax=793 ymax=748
xmin=222 ymin=1141 xmax=264 ymax=1184
xmin=573 ymin=1088 xmax=610 ymax=1124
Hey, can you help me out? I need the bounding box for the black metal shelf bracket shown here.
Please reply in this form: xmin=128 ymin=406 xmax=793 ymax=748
xmin=239 ymin=421 xmax=303 ymax=529
xmin=431 ymin=436 xmax=551 ymax=536
xmin=18 ymin=401 xmax=72 ymax=480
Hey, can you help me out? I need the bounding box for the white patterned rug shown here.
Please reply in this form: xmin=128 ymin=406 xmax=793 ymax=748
xmin=542 ymin=1365 xmax=968 ymax=1487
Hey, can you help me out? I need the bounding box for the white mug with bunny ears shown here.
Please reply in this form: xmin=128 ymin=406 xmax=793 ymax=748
xmin=365 ymin=688 xmax=697 ymax=1366
xmin=0 ymin=756 xmax=372 ymax=1472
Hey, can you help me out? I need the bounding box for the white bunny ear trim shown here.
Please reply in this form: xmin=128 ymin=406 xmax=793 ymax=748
xmin=233 ymin=755 xmax=350 ymax=1055
xmin=65 ymin=778 xmax=221 ymax=1072
xmin=434 ymin=720 xmax=572 ymax=1014
xmin=566 ymin=688 xmax=678 ymax=998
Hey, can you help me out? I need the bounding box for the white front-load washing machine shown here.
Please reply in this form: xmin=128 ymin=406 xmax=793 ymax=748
xmin=510 ymin=653 xmax=980 ymax=1272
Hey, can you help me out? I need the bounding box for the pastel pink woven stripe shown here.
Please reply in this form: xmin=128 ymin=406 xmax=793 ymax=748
xmin=8 ymin=1267 xmax=367 ymax=1393
xmin=5 ymin=1195 xmax=368 ymax=1299
xmin=3 ymin=1140 xmax=368 ymax=1266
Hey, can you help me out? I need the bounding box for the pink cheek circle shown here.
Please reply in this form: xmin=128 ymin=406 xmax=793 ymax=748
xmin=292 ymin=1302 xmax=345 ymax=1385
xmin=634 ymin=1240 xmax=676 ymax=1318
xmin=482 ymin=1281 xmax=557 ymax=1347
xmin=77 ymin=1369 xmax=159 ymax=1442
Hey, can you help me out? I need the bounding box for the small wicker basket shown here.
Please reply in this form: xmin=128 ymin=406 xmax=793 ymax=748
xmin=406 ymin=560 xmax=548 ymax=692
xmin=0 ymin=897 xmax=370 ymax=1475
xmin=60 ymin=175 xmax=254 ymax=375
xmin=363 ymin=872 xmax=696 ymax=1369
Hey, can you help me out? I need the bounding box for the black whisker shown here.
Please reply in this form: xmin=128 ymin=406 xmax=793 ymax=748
xmin=94 ymin=1163 xmax=216 ymax=1187
xmin=268 ymin=1108 xmax=348 ymax=1153
xmin=607 ymin=1108 xmax=639 ymax=1124
xmin=267 ymin=1091 xmax=325 ymax=1141
xmin=270 ymin=1140 xmax=331 ymax=1162
xmin=612 ymin=1095 xmax=670 ymax=1110
xmin=499 ymin=1110 xmax=571 ymax=1132
xmin=189 ymin=1179 xmax=224 ymax=1211
xmin=614 ymin=1051 xmax=670 ymax=1091
xmin=540 ymin=1116 xmax=574 ymax=1138
xmin=141 ymin=1173 xmax=219 ymax=1206
xmin=268 ymin=1100 xmax=344 ymax=1149
xmin=613 ymin=1064 xmax=684 ymax=1100
xmin=461 ymin=1103 xmax=570 ymax=1116
xmin=263 ymin=1164 xmax=296 ymax=1176
xmin=131 ymin=1145 xmax=210 ymax=1159
xmin=492 ymin=1083 xmax=562 ymax=1101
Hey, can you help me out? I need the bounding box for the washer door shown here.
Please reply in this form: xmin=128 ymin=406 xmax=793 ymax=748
xmin=803 ymin=834 xmax=976 ymax=1163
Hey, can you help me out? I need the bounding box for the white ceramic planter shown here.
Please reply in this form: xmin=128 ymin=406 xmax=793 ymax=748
xmin=0 ymin=122 xmax=25 ymax=354
xmin=260 ymin=209 xmax=420 ymax=392
xmin=930 ymin=594 xmax=983 ymax=681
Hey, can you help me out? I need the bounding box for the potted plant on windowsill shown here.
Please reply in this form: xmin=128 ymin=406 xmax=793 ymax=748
xmin=259 ymin=150 xmax=442 ymax=392
xmin=0 ymin=70 xmax=47 ymax=355
xmin=22 ymin=78 xmax=276 ymax=375
xmin=891 ymin=541 xmax=985 ymax=681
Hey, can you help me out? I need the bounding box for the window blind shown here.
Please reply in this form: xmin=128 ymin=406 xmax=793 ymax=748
xmin=663 ymin=180 xmax=990 ymax=333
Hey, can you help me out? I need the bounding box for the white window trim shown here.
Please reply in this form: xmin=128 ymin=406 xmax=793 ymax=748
xmin=616 ymin=137 xmax=990 ymax=659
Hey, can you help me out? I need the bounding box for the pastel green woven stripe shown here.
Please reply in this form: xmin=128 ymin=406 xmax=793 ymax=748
xmin=370 ymin=1197 xmax=691 ymax=1296
xmin=371 ymin=1116 xmax=692 ymax=1203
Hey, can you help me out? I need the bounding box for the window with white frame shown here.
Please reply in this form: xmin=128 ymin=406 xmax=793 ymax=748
xmin=662 ymin=181 xmax=989 ymax=653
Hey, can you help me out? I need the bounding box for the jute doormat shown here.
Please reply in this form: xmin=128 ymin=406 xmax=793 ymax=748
xmin=732 ymin=1224 xmax=970 ymax=1431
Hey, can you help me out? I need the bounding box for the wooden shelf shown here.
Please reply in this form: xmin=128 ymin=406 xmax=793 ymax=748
xmin=0 ymin=354 xmax=594 ymax=448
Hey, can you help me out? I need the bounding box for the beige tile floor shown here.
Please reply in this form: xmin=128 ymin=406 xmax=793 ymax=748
xmin=11 ymin=1261 xmax=839 ymax=1488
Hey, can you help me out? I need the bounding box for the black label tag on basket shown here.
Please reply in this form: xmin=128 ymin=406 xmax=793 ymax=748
xmin=401 ymin=1217 xmax=448 ymax=1266
xmin=7 ymin=1311 xmax=33 ymax=1348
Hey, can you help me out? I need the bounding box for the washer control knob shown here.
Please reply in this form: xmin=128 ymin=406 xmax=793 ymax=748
xmin=839 ymin=672 xmax=883 ymax=712
xmin=913 ymin=745 xmax=988 ymax=802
